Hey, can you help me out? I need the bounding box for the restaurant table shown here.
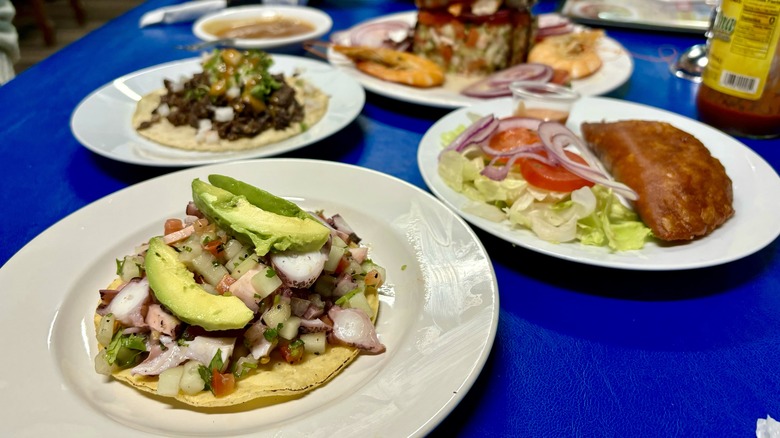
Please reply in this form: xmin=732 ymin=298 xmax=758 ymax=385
xmin=1 ymin=0 xmax=779 ymax=436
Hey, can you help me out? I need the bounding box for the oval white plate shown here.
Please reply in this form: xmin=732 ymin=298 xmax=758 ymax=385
xmin=327 ymin=11 xmax=633 ymax=109
xmin=0 ymin=159 xmax=498 ymax=437
xmin=417 ymin=96 xmax=780 ymax=270
xmin=193 ymin=5 xmax=332 ymax=49
xmin=71 ymin=55 xmax=363 ymax=167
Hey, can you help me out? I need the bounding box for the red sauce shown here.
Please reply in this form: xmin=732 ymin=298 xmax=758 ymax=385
xmin=696 ymin=84 xmax=780 ymax=138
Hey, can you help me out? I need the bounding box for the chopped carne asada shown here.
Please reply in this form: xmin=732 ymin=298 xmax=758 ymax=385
xmin=138 ymin=50 xmax=305 ymax=141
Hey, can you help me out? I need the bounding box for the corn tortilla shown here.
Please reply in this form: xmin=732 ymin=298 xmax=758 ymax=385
xmin=132 ymin=77 xmax=329 ymax=152
xmin=95 ymin=278 xmax=379 ymax=407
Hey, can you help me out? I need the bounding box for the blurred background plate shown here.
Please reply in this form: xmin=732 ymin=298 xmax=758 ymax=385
xmin=193 ymin=5 xmax=332 ymax=49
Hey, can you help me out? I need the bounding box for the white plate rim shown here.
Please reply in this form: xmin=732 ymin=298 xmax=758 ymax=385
xmin=192 ymin=5 xmax=333 ymax=49
xmin=70 ymin=55 xmax=364 ymax=167
xmin=0 ymin=158 xmax=498 ymax=437
xmin=326 ymin=10 xmax=634 ymax=109
xmin=417 ymin=96 xmax=780 ymax=270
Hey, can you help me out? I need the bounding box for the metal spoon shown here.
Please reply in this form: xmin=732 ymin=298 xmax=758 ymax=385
xmin=671 ymin=43 xmax=709 ymax=82
xmin=176 ymin=38 xmax=237 ymax=51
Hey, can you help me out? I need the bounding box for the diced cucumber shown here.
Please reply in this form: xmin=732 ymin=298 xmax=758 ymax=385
xmin=323 ymin=245 xmax=346 ymax=273
xmin=251 ymin=265 xmax=282 ymax=299
xmin=222 ymin=239 xmax=244 ymax=261
xmin=119 ymin=255 xmax=144 ymax=282
xmin=263 ymin=302 xmax=291 ymax=329
xmin=180 ymin=360 xmax=206 ymax=395
xmin=347 ymin=290 xmax=373 ymax=317
xmin=96 ymin=313 xmax=116 ymax=347
xmin=226 ymin=249 xmax=252 ymax=273
xmin=300 ymin=332 xmax=327 ymax=355
xmin=231 ymin=255 xmax=259 ymax=280
xmin=332 ymin=235 xmax=348 ymax=248
xmin=191 ymin=252 xmax=229 ymax=286
xmin=278 ymin=316 xmax=301 ymax=340
xmin=176 ymin=235 xmax=203 ymax=264
xmin=157 ymin=366 xmax=184 ymax=396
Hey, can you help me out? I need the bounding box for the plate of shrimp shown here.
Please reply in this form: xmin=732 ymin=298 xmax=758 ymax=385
xmin=321 ymin=11 xmax=633 ymax=109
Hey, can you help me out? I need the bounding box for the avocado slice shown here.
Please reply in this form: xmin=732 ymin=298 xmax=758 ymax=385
xmin=208 ymin=174 xmax=312 ymax=220
xmin=145 ymin=236 xmax=254 ymax=331
xmin=191 ymin=178 xmax=329 ymax=256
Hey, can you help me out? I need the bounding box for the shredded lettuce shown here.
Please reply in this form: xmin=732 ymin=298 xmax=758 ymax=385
xmin=437 ymin=138 xmax=652 ymax=251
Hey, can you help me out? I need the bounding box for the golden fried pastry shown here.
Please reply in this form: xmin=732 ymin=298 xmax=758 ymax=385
xmin=581 ymin=120 xmax=734 ymax=241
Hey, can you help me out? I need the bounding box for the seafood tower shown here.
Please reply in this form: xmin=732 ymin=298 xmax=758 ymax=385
xmin=412 ymin=0 xmax=537 ymax=76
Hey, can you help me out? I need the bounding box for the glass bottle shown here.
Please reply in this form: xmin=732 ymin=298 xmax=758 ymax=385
xmin=695 ymin=0 xmax=780 ymax=139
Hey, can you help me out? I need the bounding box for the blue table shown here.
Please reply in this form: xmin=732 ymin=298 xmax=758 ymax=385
xmin=1 ymin=0 xmax=778 ymax=436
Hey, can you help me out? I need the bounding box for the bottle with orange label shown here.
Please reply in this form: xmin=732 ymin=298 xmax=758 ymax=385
xmin=696 ymin=0 xmax=780 ymax=139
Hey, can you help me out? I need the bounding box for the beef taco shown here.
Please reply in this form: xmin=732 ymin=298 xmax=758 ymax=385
xmin=133 ymin=49 xmax=329 ymax=152
xmin=94 ymin=175 xmax=386 ymax=407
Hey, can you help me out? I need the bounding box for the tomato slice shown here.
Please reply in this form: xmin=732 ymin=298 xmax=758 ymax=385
xmin=519 ymin=151 xmax=595 ymax=192
xmin=486 ymin=127 xmax=541 ymax=163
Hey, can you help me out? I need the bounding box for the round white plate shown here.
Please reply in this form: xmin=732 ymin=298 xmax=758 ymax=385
xmin=0 ymin=159 xmax=498 ymax=437
xmin=417 ymin=96 xmax=780 ymax=270
xmin=193 ymin=5 xmax=332 ymax=49
xmin=327 ymin=11 xmax=633 ymax=109
xmin=71 ymin=56 xmax=364 ymax=167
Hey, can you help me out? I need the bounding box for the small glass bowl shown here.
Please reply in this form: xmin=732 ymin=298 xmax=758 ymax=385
xmin=510 ymin=81 xmax=580 ymax=123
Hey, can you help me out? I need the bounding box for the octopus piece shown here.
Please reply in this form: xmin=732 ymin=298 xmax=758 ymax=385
xmin=328 ymin=306 xmax=385 ymax=354
xmin=99 ymin=277 xmax=150 ymax=328
xmin=145 ymin=304 xmax=181 ymax=337
xmin=270 ymin=244 xmax=330 ymax=289
xmin=131 ymin=336 xmax=235 ymax=376
xmin=580 ymin=120 xmax=734 ymax=241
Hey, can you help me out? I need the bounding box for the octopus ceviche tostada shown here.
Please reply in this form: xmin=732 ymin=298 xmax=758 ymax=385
xmin=94 ymin=175 xmax=386 ymax=407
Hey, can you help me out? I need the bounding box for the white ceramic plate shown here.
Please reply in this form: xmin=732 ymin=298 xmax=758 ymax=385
xmin=193 ymin=5 xmax=333 ymax=49
xmin=417 ymin=96 xmax=780 ymax=270
xmin=327 ymin=11 xmax=633 ymax=109
xmin=71 ymin=56 xmax=363 ymax=167
xmin=0 ymin=159 xmax=498 ymax=437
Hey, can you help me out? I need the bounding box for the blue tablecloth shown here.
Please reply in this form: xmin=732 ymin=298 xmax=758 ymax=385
xmin=1 ymin=0 xmax=778 ymax=436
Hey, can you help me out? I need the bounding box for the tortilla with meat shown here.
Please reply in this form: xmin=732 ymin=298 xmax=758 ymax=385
xmin=94 ymin=279 xmax=379 ymax=408
xmin=131 ymin=77 xmax=329 ymax=153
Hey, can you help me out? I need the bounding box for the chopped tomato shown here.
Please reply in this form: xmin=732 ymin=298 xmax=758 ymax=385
xmin=486 ymin=127 xmax=541 ymax=162
xmin=204 ymin=239 xmax=226 ymax=258
xmin=211 ymin=368 xmax=236 ymax=397
xmin=278 ymin=341 xmax=304 ymax=364
xmin=164 ymin=219 xmax=184 ymax=235
xmin=519 ymin=151 xmax=594 ymax=192
xmin=466 ymin=28 xmax=479 ymax=47
xmin=334 ymin=256 xmax=351 ymax=275
xmin=216 ymin=273 xmax=236 ymax=295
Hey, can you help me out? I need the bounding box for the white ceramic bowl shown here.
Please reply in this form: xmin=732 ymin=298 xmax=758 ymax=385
xmin=193 ymin=5 xmax=332 ymax=49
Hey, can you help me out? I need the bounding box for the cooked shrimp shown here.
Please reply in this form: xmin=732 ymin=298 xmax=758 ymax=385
xmin=528 ymin=30 xmax=604 ymax=79
xmin=333 ymin=45 xmax=445 ymax=88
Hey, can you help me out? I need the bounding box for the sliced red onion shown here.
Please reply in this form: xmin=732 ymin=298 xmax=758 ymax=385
xmin=440 ymin=114 xmax=499 ymax=156
xmin=487 ymin=63 xmax=554 ymax=86
xmin=537 ymin=122 xmax=639 ymax=200
xmin=480 ymin=151 xmax=554 ymax=181
xmin=537 ymin=13 xmax=574 ymax=37
xmin=462 ymin=63 xmax=554 ymax=98
xmin=332 ymin=20 xmax=413 ymax=50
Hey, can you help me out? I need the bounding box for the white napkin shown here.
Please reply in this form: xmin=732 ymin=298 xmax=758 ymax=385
xmin=139 ymin=0 xmax=227 ymax=28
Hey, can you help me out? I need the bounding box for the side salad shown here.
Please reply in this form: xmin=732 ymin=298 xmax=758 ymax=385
xmin=437 ymin=114 xmax=652 ymax=251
